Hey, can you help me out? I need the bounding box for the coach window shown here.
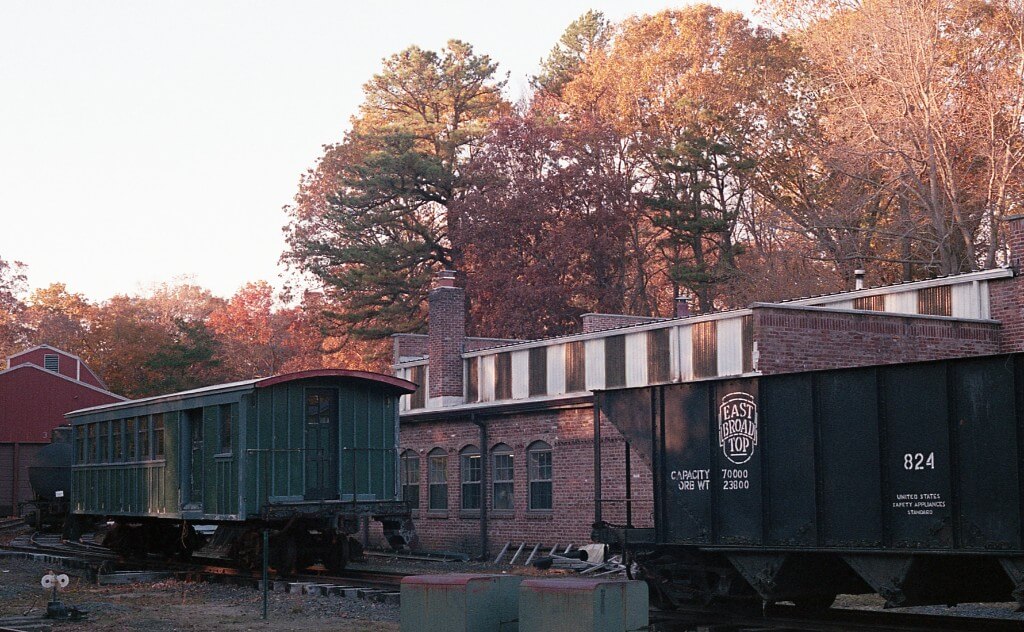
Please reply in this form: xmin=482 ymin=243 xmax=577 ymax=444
xmin=112 ymin=420 xmax=123 ymax=461
xmin=138 ymin=416 xmax=151 ymax=460
xmin=153 ymin=414 xmax=165 ymax=459
xmin=527 ymin=441 xmax=553 ymax=511
xmin=428 ymin=448 xmax=448 ymax=511
xmin=125 ymin=418 xmax=136 ymax=462
xmin=75 ymin=426 xmax=85 ymax=464
xmin=97 ymin=421 xmax=108 ymax=463
xmin=86 ymin=424 xmax=96 ymax=464
xmin=400 ymin=450 xmax=420 ymax=510
xmin=460 ymin=445 xmax=481 ymax=512
xmin=218 ymin=404 xmax=233 ymax=454
xmin=492 ymin=443 xmax=514 ymax=511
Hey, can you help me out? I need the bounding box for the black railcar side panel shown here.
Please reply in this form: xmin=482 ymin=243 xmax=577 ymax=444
xmin=953 ymin=356 xmax=1021 ymax=550
xmin=761 ymin=374 xmax=817 ymax=547
xmin=602 ymin=388 xmax=654 ymax=468
xmin=815 ymin=369 xmax=883 ymax=547
xmin=600 ymin=352 xmax=1024 ymax=556
xmin=881 ymin=362 xmax=954 ymax=549
xmin=662 ymin=385 xmax=712 ymax=543
xmin=595 ymin=352 xmax=1024 ymax=608
xmin=711 ymin=379 xmax=762 ymax=545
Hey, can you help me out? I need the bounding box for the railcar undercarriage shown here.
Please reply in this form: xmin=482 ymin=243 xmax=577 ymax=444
xmin=78 ymin=507 xmax=415 ymax=574
xmin=597 ymin=524 xmax=1024 ymax=611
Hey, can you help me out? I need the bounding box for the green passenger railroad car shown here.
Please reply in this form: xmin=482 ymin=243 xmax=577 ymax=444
xmin=65 ymin=369 xmax=416 ymax=572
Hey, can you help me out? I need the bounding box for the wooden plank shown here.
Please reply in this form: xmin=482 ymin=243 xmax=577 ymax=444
xmin=511 ymin=350 xmax=529 ymax=400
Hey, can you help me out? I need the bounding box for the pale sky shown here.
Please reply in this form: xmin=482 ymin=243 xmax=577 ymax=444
xmin=0 ymin=0 xmax=756 ymax=302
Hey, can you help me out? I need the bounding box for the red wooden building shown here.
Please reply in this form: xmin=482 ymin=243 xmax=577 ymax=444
xmin=0 ymin=345 xmax=123 ymax=516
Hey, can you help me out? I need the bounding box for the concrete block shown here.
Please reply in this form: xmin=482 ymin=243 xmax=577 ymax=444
xmin=401 ymin=574 xmax=522 ymax=632
xmin=518 ymin=578 xmax=648 ymax=632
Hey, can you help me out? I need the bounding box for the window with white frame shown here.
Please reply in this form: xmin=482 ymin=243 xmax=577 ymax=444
xmin=492 ymin=444 xmax=514 ymax=511
xmin=428 ymin=448 xmax=448 ymax=511
xmin=400 ymin=450 xmax=420 ymax=509
xmin=460 ymin=445 xmax=481 ymax=511
xmin=528 ymin=440 xmax=553 ymax=510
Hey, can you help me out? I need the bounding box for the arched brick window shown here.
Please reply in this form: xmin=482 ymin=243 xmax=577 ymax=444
xmin=491 ymin=443 xmax=514 ymax=511
xmin=460 ymin=445 xmax=481 ymax=510
xmin=527 ymin=440 xmax=553 ymax=511
xmin=428 ymin=448 xmax=448 ymax=511
xmin=400 ymin=449 xmax=420 ymax=510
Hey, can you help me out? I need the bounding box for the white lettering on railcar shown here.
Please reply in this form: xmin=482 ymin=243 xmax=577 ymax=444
xmin=719 ymin=392 xmax=758 ymax=465
xmin=670 ymin=469 xmax=710 ymax=492
xmin=892 ymin=492 xmax=946 ymax=515
xmin=902 ymin=452 xmax=936 ymax=470
xmin=721 ymin=468 xmax=750 ymax=491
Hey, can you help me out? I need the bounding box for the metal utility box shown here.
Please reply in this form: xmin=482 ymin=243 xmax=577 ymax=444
xmin=518 ymin=579 xmax=648 ymax=632
xmin=400 ymin=574 xmax=522 ymax=632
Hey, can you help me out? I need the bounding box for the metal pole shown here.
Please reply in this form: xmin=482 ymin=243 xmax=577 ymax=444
xmin=474 ymin=414 xmax=488 ymax=561
xmin=262 ymin=528 xmax=269 ymax=620
xmin=625 ymin=439 xmax=632 ymax=528
xmin=593 ymin=399 xmax=602 ymax=524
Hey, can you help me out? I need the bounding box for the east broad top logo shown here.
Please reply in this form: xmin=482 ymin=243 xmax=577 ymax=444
xmin=718 ymin=392 xmax=758 ymax=465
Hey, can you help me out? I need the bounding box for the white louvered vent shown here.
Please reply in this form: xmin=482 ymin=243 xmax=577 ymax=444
xmin=43 ymin=354 xmax=59 ymax=372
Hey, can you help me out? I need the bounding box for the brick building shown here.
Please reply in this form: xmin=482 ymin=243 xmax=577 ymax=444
xmin=0 ymin=345 xmax=123 ymax=516
xmin=390 ymin=217 xmax=1024 ymax=558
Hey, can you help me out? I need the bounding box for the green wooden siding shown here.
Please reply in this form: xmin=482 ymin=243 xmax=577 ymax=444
xmin=71 ymin=377 xmax=399 ymax=522
xmin=75 ymin=463 xmax=170 ymax=515
xmin=247 ymin=380 xmax=400 ymax=509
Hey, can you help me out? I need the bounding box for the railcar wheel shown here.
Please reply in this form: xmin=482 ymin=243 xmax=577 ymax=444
xmin=62 ymin=515 xmax=84 ymax=542
xmin=231 ymin=528 xmax=263 ymax=570
xmin=103 ymin=522 xmax=148 ymax=559
xmin=647 ymin=582 xmax=678 ymax=611
xmin=324 ymin=537 xmax=349 ymax=573
xmin=272 ymin=535 xmax=298 ymax=575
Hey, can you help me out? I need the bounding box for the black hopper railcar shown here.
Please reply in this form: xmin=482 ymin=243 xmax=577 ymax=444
xmin=64 ymin=369 xmax=417 ymax=572
xmin=24 ymin=425 xmax=73 ymax=531
xmin=593 ymin=352 xmax=1024 ymax=609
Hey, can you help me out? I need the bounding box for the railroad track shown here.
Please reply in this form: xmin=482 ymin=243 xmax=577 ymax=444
xmin=6 ymin=533 xmax=1023 ymax=629
xmin=2 ymin=531 xmax=407 ymax=603
xmin=2 ymin=531 xmax=117 ymax=561
xmin=653 ymin=601 xmax=1024 ymax=632
xmin=0 ymin=517 xmax=25 ymax=532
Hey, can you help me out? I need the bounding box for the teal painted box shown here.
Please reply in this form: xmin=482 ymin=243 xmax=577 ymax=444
xmin=401 ymin=574 xmax=522 ymax=632
xmin=518 ymin=578 xmax=649 ymax=632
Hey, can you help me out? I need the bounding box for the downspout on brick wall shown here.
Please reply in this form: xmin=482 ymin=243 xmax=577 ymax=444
xmin=472 ymin=413 xmax=488 ymax=560
xmin=427 ymin=270 xmax=465 ymax=407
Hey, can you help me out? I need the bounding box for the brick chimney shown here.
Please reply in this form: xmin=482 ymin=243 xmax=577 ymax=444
xmin=428 ymin=270 xmax=465 ymax=406
xmin=1006 ymin=215 xmax=1024 ymax=272
xmin=675 ymin=295 xmax=691 ymax=318
xmin=991 ymin=215 xmax=1024 ymax=352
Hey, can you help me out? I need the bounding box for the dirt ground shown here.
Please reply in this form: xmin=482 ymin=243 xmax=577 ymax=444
xmin=0 ymin=557 xmax=399 ymax=631
xmin=6 ymin=534 xmax=1021 ymax=630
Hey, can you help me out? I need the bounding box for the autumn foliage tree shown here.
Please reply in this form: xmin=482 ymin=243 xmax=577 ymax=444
xmin=23 ymin=284 xmax=95 ymax=358
xmin=762 ymin=0 xmax=1024 ymax=277
xmin=0 ymin=256 xmax=27 ymax=359
xmin=284 ymin=40 xmax=507 ymax=339
xmin=455 ymin=114 xmax=639 ymax=338
xmin=553 ymin=6 xmax=806 ymax=312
